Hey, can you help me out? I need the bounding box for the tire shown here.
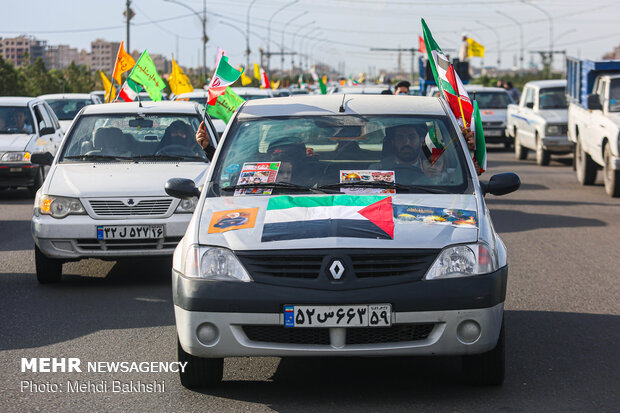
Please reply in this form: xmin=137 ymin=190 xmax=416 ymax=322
xmin=35 ymin=246 xmax=63 ymax=284
xmin=535 ymin=134 xmax=551 ymax=166
xmin=28 ymin=167 xmax=44 ymax=197
xmin=462 ymin=318 xmax=505 ymax=386
xmin=503 ymin=141 xmax=512 ymax=150
xmin=575 ymin=138 xmax=597 ymax=185
xmin=603 ymin=143 xmax=620 ymax=197
xmin=514 ymin=130 xmax=528 ymax=160
xmin=177 ymin=337 xmax=223 ymax=389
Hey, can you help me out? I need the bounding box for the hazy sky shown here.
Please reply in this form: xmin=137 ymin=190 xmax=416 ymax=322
xmin=2 ymin=0 xmax=619 ymax=75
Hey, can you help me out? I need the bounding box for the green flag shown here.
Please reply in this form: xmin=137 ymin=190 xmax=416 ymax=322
xmin=318 ymin=77 xmax=327 ymax=95
xmin=206 ymin=87 xmax=245 ymax=123
xmin=129 ymin=50 xmax=166 ymax=101
xmin=472 ymin=100 xmax=487 ymax=173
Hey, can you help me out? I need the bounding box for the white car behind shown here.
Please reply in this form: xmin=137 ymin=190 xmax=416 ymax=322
xmin=39 ymin=93 xmax=102 ymax=133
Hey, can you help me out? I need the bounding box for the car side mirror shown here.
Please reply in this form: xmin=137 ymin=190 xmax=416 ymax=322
xmin=39 ymin=127 xmax=55 ymax=136
xmin=30 ymin=152 xmax=54 ymax=166
xmin=525 ymin=102 xmax=534 ymax=109
xmin=586 ymin=94 xmax=603 ymax=110
xmin=165 ymin=178 xmax=200 ymax=199
xmin=480 ymin=172 xmax=521 ymax=196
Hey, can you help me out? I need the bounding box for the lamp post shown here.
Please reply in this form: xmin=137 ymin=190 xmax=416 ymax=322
xmin=520 ymin=0 xmax=553 ymax=70
xmin=165 ymin=0 xmax=207 ymax=78
xmin=291 ymin=22 xmax=316 ymax=72
xmin=496 ymin=11 xmax=523 ymax=72
xmin=281 ymin=11 xmax=308 ymax=74
xmin=245 ymin=0 xmax=258 ymax=72
xmin=267 ymin=0 xmax=299 ymax=74
xmin=476 ymin=20 xmax=501 ymax=68
xmin=302 ymin=33 xmax=323 ymax=71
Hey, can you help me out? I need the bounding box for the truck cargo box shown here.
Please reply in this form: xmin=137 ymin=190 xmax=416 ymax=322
xmin=566 ymin=57 xmax=620 ymax=107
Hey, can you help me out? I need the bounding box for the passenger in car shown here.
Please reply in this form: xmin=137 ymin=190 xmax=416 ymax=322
xmin=158 ymin=120 xmax=194 ymax=150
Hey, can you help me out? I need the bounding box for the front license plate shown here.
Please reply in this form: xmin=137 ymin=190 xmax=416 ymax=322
xmin=484 ymin=129 xmax=502 ymax=137
xmin=10 ymin=167 xmax=22 ymax=172
xmin=284 ymin=304 xmax=391 ymax=328
xmin=96 ymin=225 xmax=164 ymax=240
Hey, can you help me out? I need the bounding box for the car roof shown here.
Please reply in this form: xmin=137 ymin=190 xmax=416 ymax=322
xmin=463 ymin=86 xmax=508 ymax=93
xmin=0 ymin=96 xmax=44 ymax=106
xmin=232 ymin=87 xmax=273 ymax=95
xmin=332 ymin=86 xmax=390 ymax=94
xmin=173 ymin=91 xmax=208 ymax=99
xmin=79 ymin=101 xmax=201 ymax=115
xmin=238 ymin=95 xmax=447 ymax=118
xmin=38 ymin=93 xmax=95 ymax=100
xmin=526 ymin=79 xmax=566 ymax=88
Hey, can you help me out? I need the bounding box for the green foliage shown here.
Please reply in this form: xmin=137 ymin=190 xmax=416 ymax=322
xmin=0 ymin=55 xmax=22 ymax=96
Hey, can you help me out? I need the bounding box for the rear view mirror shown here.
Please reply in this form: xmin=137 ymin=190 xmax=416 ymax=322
xmin=31 ymin=152 xmax=54 ymax=166
xmin=480 ymin=172 xmax=521 ymax=196
xmin=128 ymin=118 xmax=154 ymax=128
xmin=165 ymin=178 xmax=200 ymax=199
xmin=586 ymin=94 xmax=603 ymax=110
xmin=39 ymin=127 xmax=55 ymax=136
xmin=525 ymin=102 xmax=534 ymax=109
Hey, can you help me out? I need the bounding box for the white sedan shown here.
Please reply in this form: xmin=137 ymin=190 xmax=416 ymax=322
xmin=30 ymin=101 xmax=218 ymax=283
xmin=39 ymin=93 xmax=102 ymax=133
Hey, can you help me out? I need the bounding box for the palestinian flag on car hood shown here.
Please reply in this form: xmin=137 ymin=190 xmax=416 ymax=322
xmin=262 ymin=195 xmax=394 ymax=242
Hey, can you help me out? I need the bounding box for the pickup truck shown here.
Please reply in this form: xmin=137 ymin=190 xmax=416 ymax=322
xmin=566 ymin=57 xmax=620 ymax=197
xmin=506 ymin=79 xmax=572 ymax=166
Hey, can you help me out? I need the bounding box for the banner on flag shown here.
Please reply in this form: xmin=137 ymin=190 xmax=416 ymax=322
xmin=128 ymin=50 xmax=166 ymax=101
xmin=467 ymin=38 xmax=485 ymax=58
xmin=169 ymin=58 xmax=193 ymax=96
xmin=206 ymin=87 xmax=245 ymax=123
xmin=112 ymin=41 xmax=136 ymax=86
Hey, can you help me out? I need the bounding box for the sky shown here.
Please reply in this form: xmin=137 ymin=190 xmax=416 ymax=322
xmin=1 ymin=0 xmax=619 ymax=76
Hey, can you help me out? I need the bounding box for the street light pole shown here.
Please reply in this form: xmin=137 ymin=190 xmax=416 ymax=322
xmin=291 ymin=22 xmax=316 ymax=72
xmin=267 ymin=0 xmax=299 ymax=75
xmin=476 ymin=20 xmax=501 ymax=68
xmin=521 ymin=0 xmax=553 ymax=71
xmin=496 ymin=11 xmax=523 ymax=72
xmin=165 ymin=0 xmax=208 ymax=78
xmin=281 ymin=11 xmax=307 ymax=74
xmin=246 ymin=0 xmax=258 ymax=72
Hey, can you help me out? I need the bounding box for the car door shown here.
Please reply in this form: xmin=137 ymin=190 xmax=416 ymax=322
xmin=518 ymin=87 xmax=536 ymax=148
xmin=589 ymin=79 xmax=608 ymax=164
xmin=32 ymin=103 xmax=58 ymax=154
xmin=41 ymin=102 xmax=64 ymax=148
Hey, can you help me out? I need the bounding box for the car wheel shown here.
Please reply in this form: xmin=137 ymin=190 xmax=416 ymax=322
xmin=462 ymin=318 xmax=505 ymax=386
xmin=603 ymin=143 xmax=620 ymax=197
xmin=35 ymin=246 xmax=63 ymax=284
xmin=535 ymin=134 xmax=550 ymax=166
xmin=504 ymin=141 xmax=512 ymax=150
xmin=28 ymin=167 xmax=44 ymax=197
xmin=575 ymin=138 xmax=597 ymax=185
xmin=514 ymin=131 xmax=528 ymax=160
xmin=177 ymin=336 xmax=223 ymax=389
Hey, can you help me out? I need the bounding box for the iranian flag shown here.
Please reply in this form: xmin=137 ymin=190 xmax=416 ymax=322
xmin=421 ymin=19 xmax=472 ymax=127
xmin=261 ymin=195 xmax=394 ymax=242
xmin=422 ymin=126 xmax=445 ymax=165
xmin=472 ymin=100 xmax=487 ymax=173
xmin=118 ymin=78 xmax=141 ymax=102
xmin=207 ymin=56 xmax=242 ymax=105
xmin=260 ymin=68 xmax=270 ymax=89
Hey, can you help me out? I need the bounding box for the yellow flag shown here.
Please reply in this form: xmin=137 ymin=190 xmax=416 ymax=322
xmin=467 ymin=38 xmax=485 ymax=58
xmin=253 ymin=63 xmax=261 ymax=80
xmin=169 ymin=58 xmax=194 ymax=96
xmin=240 ymin=72 xmax=252 ymax=86
xmin=112 ymin=41 xmax=136 ymax=85
xmin=99 ymin=71 xmax=116 ymax=103
xmin=271 ymin=79 xmax=280 ymax=90
xmin=322 ymin=75 xmax=327 ymax=85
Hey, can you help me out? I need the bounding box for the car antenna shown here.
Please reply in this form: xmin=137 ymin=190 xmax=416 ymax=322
xmin=137 ymin=93 xmax=143 ymax=108
xmin=338 ymin=94 xmax=346 ymax=113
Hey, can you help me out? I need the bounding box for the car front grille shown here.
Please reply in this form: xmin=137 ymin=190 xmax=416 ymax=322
xmin=75 ymin=236 xmax=182 ymax=251
xmin=88 ymin=199 xmax=173 ymax=217
xmin=241 ymin=324 xmax=435 ymax=346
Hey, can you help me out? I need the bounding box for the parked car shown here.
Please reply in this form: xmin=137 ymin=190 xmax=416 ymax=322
xmin=566 ymin=57 xmax=620 ymax=197
xmin=466 ymin=86 xmax=513 ymax=148
xmin=166 ymin=95 xmax=520 ymax=388
xmin=39 ymin=93 xmax=102 ymax=133
xmin=0 ymin=97 xmax=64 ymax=194
xmin=91 ymin=90 xmax=106 ymax=102
xmin=30 ymin=101 xmax=219 ymax=284
xmin=506 ymin=79 xmax=571 ymax=165
xmin=172 ymin=91 xmax=226 ymax=138
xmin=231 ymin=87 xmax=274 ymax=100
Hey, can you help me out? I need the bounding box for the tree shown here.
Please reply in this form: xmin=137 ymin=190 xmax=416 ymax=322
xmin=0 ymin=56 xmax=22 ymax=96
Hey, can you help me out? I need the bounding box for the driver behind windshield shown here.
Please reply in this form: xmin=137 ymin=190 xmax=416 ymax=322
xmin=10 ymin=109 xmax=34 ymax=134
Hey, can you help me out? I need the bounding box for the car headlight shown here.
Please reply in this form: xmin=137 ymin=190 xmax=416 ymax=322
xmin=175 ymin=197 xmax=197 ymax=213
xmin=38 ymin=195 xmax=85 ymax=218
xmin=1 ymin=151 xmax=31 ymax=162
xmin=174 ymin=244 xmax=252 ymax=282
xmin=425 ymin=243 xmax=497 ymax=280
xmin=545 ymin=125 xmax=563 ymax=135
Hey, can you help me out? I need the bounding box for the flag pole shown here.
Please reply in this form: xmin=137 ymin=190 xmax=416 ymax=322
xmin=457 ymin=96 xmax=467 ymax=129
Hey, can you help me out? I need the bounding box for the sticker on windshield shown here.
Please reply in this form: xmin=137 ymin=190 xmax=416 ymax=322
xmin=208 ymin=208 xmax=259 ymax=233
xmin=339 ymin=170 xmax=395 ymax=194
xmin=225 ymin=163 xmax=241 ymax=173
xmin=393 ymin=205 xmax=477 ymax=227
xmin=234 ymin=162 xmax=281 ymax=196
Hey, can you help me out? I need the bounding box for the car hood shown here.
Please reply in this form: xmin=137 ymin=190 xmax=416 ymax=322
xmin=198 ymin=194 xmax=479 ymax=251
xmin=607 ymin=112 xmax=620 ymax=128
xmin=48 ymin=162 xmax=209 ymax=197
xmin=0 ymin=133 xmax=34 ymax=152
xmin=480 ymin=109 xmax=507 ymax=122
xmin=539 ymin=109 xmax=567 ymax=123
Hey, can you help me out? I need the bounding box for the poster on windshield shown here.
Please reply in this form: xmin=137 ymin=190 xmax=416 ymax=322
xmin=234 ymin=162 xmax=281 ymax=196
xmin=339 ymin=170 xmax=395 ymax=194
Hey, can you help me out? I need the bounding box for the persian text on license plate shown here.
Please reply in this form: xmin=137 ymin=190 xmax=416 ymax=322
xmin=284 ymin=304 xmax=391 ymax=328
xmin=96 ymin=225 xmax=164 ymax=240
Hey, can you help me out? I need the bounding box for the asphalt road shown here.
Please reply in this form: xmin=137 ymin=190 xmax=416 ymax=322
xmin=1 ymin=148 xmax=619 ymax=412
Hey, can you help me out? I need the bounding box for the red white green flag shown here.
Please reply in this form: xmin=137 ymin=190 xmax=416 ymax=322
xmin=472 ymin=100 xmax=487 ymax=173
xmin=422 ymin=126 xmax=445 ymax=165
xmin=260 ymin=68 xmax=270 ymax=89
xmin=207 ymin=56 xmax=242 ymax=105
xmin=118 ymin=78 xmax=141 ymax=102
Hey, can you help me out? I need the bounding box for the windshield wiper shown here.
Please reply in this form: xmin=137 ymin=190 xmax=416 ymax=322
xmin=221 ymin=182 xmax=332 ymax=194
xmin=64 ymin=154 xmax=132 ymax=161
xmin=131 ymin=154 xmax=207 ymax=162
xmin=318 ymin=181 xmax=451 ymax=194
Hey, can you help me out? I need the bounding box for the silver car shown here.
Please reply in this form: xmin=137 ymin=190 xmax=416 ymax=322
xmin=166 ymin=95 xmax=520 ymax=388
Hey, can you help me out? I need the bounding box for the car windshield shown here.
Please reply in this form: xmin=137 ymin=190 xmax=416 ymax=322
xmin=59 ymin=114 xmax=208 ymax=162
xmin=211 ymin=115 xmax=472 ymax=196
xmin=45 ymin=99 xmax=94 ymax=120
xmin=0 ymin=106 xmax=35 ymax=134
xmin=538 ymin=87 xmax=567 ymax=109
xmin=474 ymin=92 xmax=512 ymax=109
xmin=609 ymin=78 xmax=620 ymax=112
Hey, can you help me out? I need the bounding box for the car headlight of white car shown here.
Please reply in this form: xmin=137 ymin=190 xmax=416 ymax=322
xmin=425 ymin=243 xmax=498 ymax=280
xmin=37 ymin=195 xmax=86 ymax=219
xmin=1 ymin=151 xmax=31 ymax=162
xmin=545 ymin=125 xmax=562 ymax=136
xmin=175 ymin=197 xmax=197 ymax=213
xmin=173 ymin=244 xmax=252 ymax=282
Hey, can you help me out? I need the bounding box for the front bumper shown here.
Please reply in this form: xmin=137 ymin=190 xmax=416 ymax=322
xmin=31 ymin=213 xmax=191 ymax=259
xmin=174 ymin=266 xmax=507 ymax=358
xmin=542 ymin=135 xmax=573 ymax=152
xmin=0 ymin=163 xmax=38 ymax=187
xmin=482 ymin=128 xmax=510 ymax=144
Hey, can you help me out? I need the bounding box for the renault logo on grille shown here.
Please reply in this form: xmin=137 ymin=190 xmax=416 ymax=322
xmin=329 ymin=260 xmax=345 ymax=280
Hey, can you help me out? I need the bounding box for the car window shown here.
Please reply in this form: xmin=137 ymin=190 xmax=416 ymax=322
xmin=0 ymin=106 xmax=35 ymax=134
xmin=609 ymin=79 xmax=620 ymax=112
xmin=212 ymin=115 xmax=472 ymax=196
xmin=538 ymin=87 xmax=567 ymax=109
xmin=45 ymin=99 xmax=95 ymax=121
xmin=523 ymin=88 xmax=535 ymax=107
xmin=59 ymin=114 xmax=208 ymax=162
xmin=473 ymin=92 xmax=512 ymax=109
xmin=34 ymin=104 xmax=54 ymax=131
xmin=42 ymin=102 xmax=61 ymax=129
